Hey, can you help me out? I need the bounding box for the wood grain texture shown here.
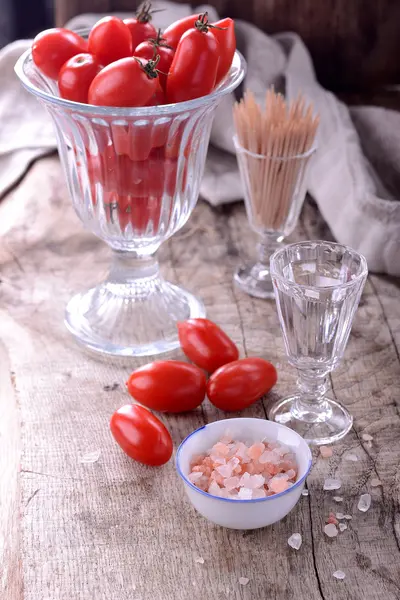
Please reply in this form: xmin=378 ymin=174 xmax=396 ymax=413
xmin=0 ymin=156 xmax=399 ymax=599
xmin=55 ymin=0 xmax=400 ymax=91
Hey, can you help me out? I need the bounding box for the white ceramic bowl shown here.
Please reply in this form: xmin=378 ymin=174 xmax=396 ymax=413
xmin=176 ymin=418 xmax=312 ymax=530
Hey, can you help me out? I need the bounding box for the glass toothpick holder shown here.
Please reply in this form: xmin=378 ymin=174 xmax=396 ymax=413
xmin=233 ymin=136 xmax=316 ymax=299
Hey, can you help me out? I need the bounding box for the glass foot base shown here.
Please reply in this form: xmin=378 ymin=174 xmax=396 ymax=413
xmin=65 ymin=279 xmax=205 ymax=357
xmin=267 ymin=395 xmax=353 ymax=445
xmin=234 ymin=262 xmax=275 ymax=299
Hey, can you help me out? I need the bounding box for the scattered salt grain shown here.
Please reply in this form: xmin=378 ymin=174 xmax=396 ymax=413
xmin=239 ymin=578 xmax=249 ymax=586
xmin=344 ymin=453 xmax=358 ymax=462
xmin=333 ymin=496 xmax=343 ymax=502
xmin=339 ymin=523 xmax=348 ymax=532
xmin=320 ymin=446 xmax=333 ymax=458
xmin=343 ymin=514 xmax=352 ymax=520
xmin=195 ymin=557 xmax=205 ymax=564
xmin=323 ymin=478 xmax=342 ymax=491
xmin=288 ymin=533 xmax=302 ymax=550
xmin=326 ymin=512 xmax=338 ymax=525
xmin=335 ymin=512 xmax=345 ymax=520
xmin=302 ymin=489 xmax=309 ymax=497
xmin=362 ymin=433 xmax=373 ymax=442
xmin=79 ymin=450 xmax=101 ymax=464
xmin=333 ymin=570 xmax=346 ymax=580
xmin=358 ymin=493 xmax=371 ymax=512
xmin=371 ymin=478 xmax=382 ymax=487
xmin=324 ymin=523 xmax=338 ymax=537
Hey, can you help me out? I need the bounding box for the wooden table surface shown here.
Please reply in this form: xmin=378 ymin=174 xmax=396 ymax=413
xmin=1 ymin=155 xmax=399 ymax=600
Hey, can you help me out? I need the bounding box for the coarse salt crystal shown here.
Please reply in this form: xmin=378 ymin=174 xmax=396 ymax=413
xmin=370 ymin=478 xmax=382 ymax=487
xmin=216 ymin=464 xmax=234 ymax=478
xmin=286 ymin=469 xmax=296 ymax=480
xmin=239 ymin=577 xmax=249 ymax=586
xmin=324 ymin=478 xmax=342 ymax=491
xmin=269 ymin=475 xmax=289 ymax=493
xmin=223 ymin=476 xmax=240 ymax=491
xmin=362 ymin=433 xmax=373 ymax=442
xmin=358 ymin=493 xmax=371 ymax=512
xmin=248 ymin=442 xmax=265 ymax=460
xmin=333 ymin=570 xmax=346 ymax=580
xmin=212 ymin=442 xmax=230 ymax=456
xmin=335 ymin=512 xmax=345 ymax=520
xmin=343 ymin=514 xmax=352 ymax=520
xmin=302 ymin=488 xmax=309 ymax=496
xmin=259 ymin=450 xmax=279 ymax=465
xmin=333 ymin=496 xmax=343 ymax=502
xmin=208 ymin=481 xmax=222 ymax=497
xmin=320 ymin=446 xmax=333 ymax=458
xmin=247 ymin=474 xmax=265 ymax=489
xmin=195 ymin=557 xmax=205 ymax=564
xmin=324 ymin=523 xmax=338 ymax=537
xmin=288 ymin=533 xmax=302 ymax=550
xmin=238 ymin=487 xmax=253 ymax=500
xmin=339 ymin=523 xmax=348 ymax=532
xmin=79 ymin=450 xmax=101 ymax=464
xmin=344 ymin=453 xmax=358 ymax=462
xmin=327 ymin=512 xmax=338 ymax=525
xmin=188 ymin=472 xmax=203 ymax=483
xmin=252 ymin=488 xmax=266 ymax=499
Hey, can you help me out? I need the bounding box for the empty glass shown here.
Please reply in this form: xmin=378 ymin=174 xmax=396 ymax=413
xmin=15 ymin=43 xmax=245 ymax=357
xmin=268 ymin=240 xmax=368 ymax=445
xmin=233 ymin=136 xmax=316 ymax=299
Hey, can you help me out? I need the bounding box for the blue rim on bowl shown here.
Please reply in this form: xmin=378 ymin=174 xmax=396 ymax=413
xmin=176 ymin=422 xmax=312 ymax=504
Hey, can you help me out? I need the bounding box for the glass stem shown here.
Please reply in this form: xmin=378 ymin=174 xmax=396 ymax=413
xmin=297 ymin=369 xmax=329 ymax=408
xmin=257 ymin=233 xmax=282 ymax=270
xmin=107 ymin=250 xmax=161 ymax=292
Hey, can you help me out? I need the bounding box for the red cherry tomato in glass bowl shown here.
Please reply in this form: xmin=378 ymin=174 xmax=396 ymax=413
xmin=163 ymin=13 xmax=198 ymax=49
xmin=32 ymin=28 xmax=87 ymax=79
xmin=206 ymin=358 xmax=278 ymax=412
xmin=146 ymin=81 xmax=167 ymax=106
xmin=212 ymin=17 xmax=236 ymax=84
xmin=110 ymin=404 xmax=173 ymax=466
xmin=135 ymin=30 xmax=175 ymax=90
xmin=126 ymin=361 xmax=206 ymax=413
xmin=58 ymin=53 xmax=103 ymax=103
xmin=124 ymin=3 xmax=157 ymax=50
xmin=88 ymin=16 xmax=132 ymax=66
xmin=88 ymin=57 xmax=158 ymax=107
xmin=166 ymin=13 xmax=219 ymax=104
xmin=177 ymin=318 xmax=239 ymax=373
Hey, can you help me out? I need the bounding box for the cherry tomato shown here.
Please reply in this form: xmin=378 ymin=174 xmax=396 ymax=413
xmin=177 ymin=318 xmax=239 ymax=372
xmin=58 ymin=53 xmax=103 ymax=103
xmin=135 ymin=30 xmax=174 ymax=90
xmin=212 ymin=17 xmax=236 ymax=84
xmin=163 ymin=13 xmax=198 ymax=49
xmin=88 ymin=16 xmax=132 ymax=66
xmin=207 ymin=358 xmax=278 ymax=412
xmin=124 ymin=3 xmax=157 ymax=50
xmin=110 ymin=404 xmax=173 ymax=466
xmin=88 ymin=57 xmax=158 ymax=107
xmin=127 ymin=361 xmax=206 ymax=412
xmin=32 ymin=28 xmax=87 ymax=79
xmin=146 ymin=81 xmax=167 ymax=105
xmin=166 ymin=13 xmax=220 ymax=104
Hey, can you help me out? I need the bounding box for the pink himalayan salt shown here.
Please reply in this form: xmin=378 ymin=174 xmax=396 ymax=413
xmin=320 ymin=446 xmax=333 ymax=458
xmin=188 ymin=435 xmax=298 ymax=500
xmin=326 ymin=512 xmax=339 ymax=525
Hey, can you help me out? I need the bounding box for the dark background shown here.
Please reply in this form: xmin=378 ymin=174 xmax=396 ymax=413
xmin=0 ymin=0 xmax=53 ymax=47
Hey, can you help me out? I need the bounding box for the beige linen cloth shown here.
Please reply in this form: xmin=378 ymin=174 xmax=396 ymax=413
xmin=1 ymin=1 xmax=399 ymax=274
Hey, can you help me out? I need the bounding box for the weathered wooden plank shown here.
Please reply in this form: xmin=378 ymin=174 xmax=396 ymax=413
xmin=0 ymin=156 xmax=399 ymax=600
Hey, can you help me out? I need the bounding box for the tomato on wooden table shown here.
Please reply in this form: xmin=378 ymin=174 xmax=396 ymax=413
xmin=166 ymin=13 xmax=220 ymax=103
xmin=88 ymin=16 xmax=132 ymax=66
xmin=135 ymin=29 xmax=175 ymax=90
xmin=32 ymin=28 xmax=87 ymax=79
xmin=58 ymin=53 xmax=103 ymax=103
xmin=207 ymin=357 xmax=278 ymax=411
xmin=88 ymin=57 xmax=159 ymax=107
xmin=124 ymin=2 xmax=157 ymax=50
xmin=127 ymin=360 xmax=206 ymax=412
xmin=178 ymin=318 xmax=239 ymax=372
xmin=211 ymin=17 xmax=236 ymax=84
xmin=163 ymin=13 xmax=199 ymax=49
xmin=110 ymin=404 xmax=173 ymax=466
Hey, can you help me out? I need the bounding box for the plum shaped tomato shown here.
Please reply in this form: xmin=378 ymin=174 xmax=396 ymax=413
xmin=58 ymin=53 xmax=103 ymax=103
xmin=163 ymin=13 xmax=199 ymax=50
xmin=211 ymin=17 xmax=236 ymax=84
xmin=88 ymin=16 xmax=132 ymax=66
xmin=177 ymin=318 xmax=239 ymax=373
xmin=206 ymin=358 xmax=278 ymax=412
xmin=110 ymin=404 xmax=173 ymax=466
xmin=88 ymin=56 xmax=159 ymax=107
xmin=124 ymin=2 xmax=157 ymax=50
xmin=126 ymin=361 xmax=206 ymax=413
xmin=135 ymin=29 xmax=175 ymax=90
xmin=166 ymin=13 xmax=219 ymax=104
xmin=32 ymin=28 xmax=87 ymax=79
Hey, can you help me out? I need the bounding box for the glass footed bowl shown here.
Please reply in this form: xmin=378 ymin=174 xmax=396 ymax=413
xmin=15 ymin=45 xmax=246 ymax=357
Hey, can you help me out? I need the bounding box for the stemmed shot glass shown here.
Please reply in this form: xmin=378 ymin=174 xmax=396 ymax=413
xmin=268 ymin=240 xmax=368 ymax=445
